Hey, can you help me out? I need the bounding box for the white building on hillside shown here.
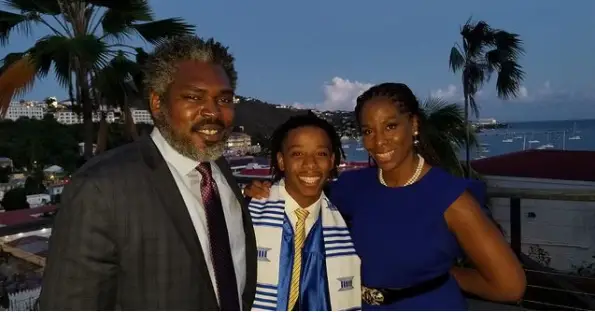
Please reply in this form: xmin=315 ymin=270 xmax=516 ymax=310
xmin=54 ymin=110 xmax=115 ymax=125
xmin=130 ymin=109 xmax=153 ymax=124
xmin=5 ymin=102 xmax=44 ymax=120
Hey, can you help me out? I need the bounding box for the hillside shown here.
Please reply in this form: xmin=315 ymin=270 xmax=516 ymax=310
xmin=129 ymin=94 xmax=352 ymax=148
xmin=233 ymin=96 xmax=306 ymax=138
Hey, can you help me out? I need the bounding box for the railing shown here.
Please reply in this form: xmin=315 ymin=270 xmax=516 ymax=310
xmin=0 ymin=217 xmax=51 ymax=311
xmin=487 ymin=187 xmax=595 ymax=311
xmin=239 ymin=176 xmax=595 ymax=311
xmin=1 ymin=179 xmax=595 ymax=311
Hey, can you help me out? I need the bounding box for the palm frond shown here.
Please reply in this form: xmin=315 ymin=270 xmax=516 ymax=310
xmin=132 ymin=47 xmax=147 ymax=91
xmin=131 ymin=18 xmax=194 ymax=45
xmin=85 ymin=0 xmax=149 ymax=11
xmin=93 ymin=52 xmax=141 ymax=108
xmin=492 ymin=30 xmax=524 ymax=59
xmin=495 ymin=60 xmax=525 ymax=100
xmin=483 ymin=49 xmax=501 ymax=75
xmin=0 ymin=51 xmax=25 ymax=69
xmin=0 ymin=54 xmax=37 ymax=117
xmin=463 ymin=62 xmax=487 ymax=96
xmin=461 ymin=20 xmax=493 ymax=59
xmin=100 ymin=1 xmax=153 ymax=40
xmin=449 ymin=46 xmax=464 ymax=73
xmin=0 ymin=10 xmax=29 ymax=45
xmin=2 ymin=0 xmax=61 ymax=15
xmin=418 ymin=97 xmax=477 ymax=176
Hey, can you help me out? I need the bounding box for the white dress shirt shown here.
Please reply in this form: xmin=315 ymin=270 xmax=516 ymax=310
xmin=151 ymin=129 xmax=246 ymax=305
xmin=280 ymin=184 xmax=322 ymax=235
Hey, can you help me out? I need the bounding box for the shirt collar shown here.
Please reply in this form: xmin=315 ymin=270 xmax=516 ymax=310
xmin=279 ymin=179 xmax=322 ymax=220
xmin=151 ymin=128 xmax=202 ymax=176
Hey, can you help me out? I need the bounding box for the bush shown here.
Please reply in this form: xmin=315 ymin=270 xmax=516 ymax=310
xmin=0 ymin=187 xmax=29 ymax=211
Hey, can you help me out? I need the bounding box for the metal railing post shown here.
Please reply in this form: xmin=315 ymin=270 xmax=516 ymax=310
xmin=510 ymin=197 xmax=522 ymax=258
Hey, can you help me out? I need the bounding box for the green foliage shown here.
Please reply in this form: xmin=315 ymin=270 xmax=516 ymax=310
xmin=0 ymin=167 xmax=9 ymax=183
xmin=419 ymin=97 xmax=477 ymax=177
xmin=0 ymin=117 xmax=79 ymax=172
xmin=0 ymin=117 xmax=153 ymax=172
xmin=449 ymin=18 xmax=525 ymax=175
xmin=0 ymin=187 xmax=29 ymax=211
xmin=0 ymin=0 xmax=194 ymax=159
xmin=24 ymin=173 xmax=46 ymax=195
xmin=528 ymin=244 xmax=552 ymax=268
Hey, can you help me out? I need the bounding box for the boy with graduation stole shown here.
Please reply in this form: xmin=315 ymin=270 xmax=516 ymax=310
xmin=249 ymin=113 xmax=361 ymax=311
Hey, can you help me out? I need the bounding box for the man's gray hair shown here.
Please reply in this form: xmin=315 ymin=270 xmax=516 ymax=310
xmin=143 ymin=35 xmax=237 ymax=98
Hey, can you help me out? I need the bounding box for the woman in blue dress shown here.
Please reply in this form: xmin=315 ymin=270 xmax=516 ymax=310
xmin=245 ymin=83 xmax=525 ymax=310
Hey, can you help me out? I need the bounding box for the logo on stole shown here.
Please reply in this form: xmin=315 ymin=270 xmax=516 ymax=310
xmin=257 ymin=247 xmax=271 ymax=262
xmin=325 ymin=198 xmax=339 ymax=211
xmin=337 ymin=276 xmax=354 ymax=291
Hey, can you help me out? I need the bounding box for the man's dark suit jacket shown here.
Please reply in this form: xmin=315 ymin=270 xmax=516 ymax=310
xmin=38 ymin=136 xmax=257 ymax=310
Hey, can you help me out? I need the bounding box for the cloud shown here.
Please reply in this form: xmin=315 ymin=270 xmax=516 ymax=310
xmin=518 ymin=86 xmax=529 ymax=98
xmin=430 ymin=84 xmax=458 ymax=99
xmin=289 ymin=78 xmax=595 ymax=121
xmin=320 ymin=77 xmax=373 ymax=111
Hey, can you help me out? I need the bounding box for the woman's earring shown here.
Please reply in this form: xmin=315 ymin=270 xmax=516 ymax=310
xmin=413 ymin=130 xmax=420 ymax=146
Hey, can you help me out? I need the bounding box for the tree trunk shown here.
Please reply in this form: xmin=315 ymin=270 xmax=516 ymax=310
xmin=75 ymin=69 xmax=95 ymax=160
xmin=123 ymin=99 xmax=139 ymax=141
xmin=463 ymin=77 xmax=471 ymax=178
xmin=95 ymin=114 xmax=108 ymax=154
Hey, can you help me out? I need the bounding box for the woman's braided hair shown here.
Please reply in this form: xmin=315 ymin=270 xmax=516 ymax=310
xmin=354 ymin=82 xmax=441 ymax=166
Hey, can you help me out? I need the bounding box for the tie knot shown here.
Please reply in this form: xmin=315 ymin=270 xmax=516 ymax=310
xmin=196 ymin=162 xmax=212 ymax=176
xmin=295 ymin=208 xmax=309 ymax=221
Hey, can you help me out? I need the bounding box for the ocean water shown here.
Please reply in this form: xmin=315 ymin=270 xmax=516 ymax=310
xmin=343 ymin=119 xmax=595 ymax=162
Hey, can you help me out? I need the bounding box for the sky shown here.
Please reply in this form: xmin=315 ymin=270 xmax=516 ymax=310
xmin=2 ymin=0 xmax=595 ymax=122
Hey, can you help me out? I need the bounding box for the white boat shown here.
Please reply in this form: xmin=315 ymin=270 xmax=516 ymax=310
xmin=568 ymin=122 xmax=581 ymax=140
xmin=342 ymin=144 xmax=350 ymax=149
xmin=502 ymin=138 xmax=513 ymax=143
xmin=536 ymin=143 xmax=554 ymax=150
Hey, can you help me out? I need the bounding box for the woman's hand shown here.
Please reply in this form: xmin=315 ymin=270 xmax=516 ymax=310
xmin=243 ymin=180 xmax=272 ymax=199
xmin=445 ymin=192 xmax=526 ymax=303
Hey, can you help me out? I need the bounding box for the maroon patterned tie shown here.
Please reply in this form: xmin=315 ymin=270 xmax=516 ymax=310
xmin=196 ymin=163 xmax=240 ymax=310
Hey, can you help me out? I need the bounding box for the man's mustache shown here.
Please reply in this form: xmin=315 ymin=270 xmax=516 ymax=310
xmin=191 ymin=119 xmax=226 ymax=132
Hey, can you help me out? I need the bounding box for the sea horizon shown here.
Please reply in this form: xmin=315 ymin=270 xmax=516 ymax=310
xmin=343 ymin=118 xmax=595 ymax=162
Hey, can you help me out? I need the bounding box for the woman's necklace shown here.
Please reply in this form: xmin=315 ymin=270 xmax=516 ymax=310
xmin=378 ymin=154 xmax=425 ymax=187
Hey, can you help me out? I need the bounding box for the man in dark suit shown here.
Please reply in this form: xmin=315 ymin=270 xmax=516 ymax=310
xmin=39 ymin=35 xmax=257 ymax=310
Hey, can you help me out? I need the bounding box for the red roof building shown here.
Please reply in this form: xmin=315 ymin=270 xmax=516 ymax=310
xmin=0 ymin=205 xmax=57 ymax=227
xmin=471 ymin=150 xmax=595 ymax=182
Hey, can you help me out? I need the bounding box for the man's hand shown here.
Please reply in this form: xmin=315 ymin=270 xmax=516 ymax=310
xmin=243 ymin=180 xmax=272 ymax=199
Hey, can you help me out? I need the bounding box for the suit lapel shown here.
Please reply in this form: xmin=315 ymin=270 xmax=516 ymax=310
xmin=140 ymin=136 xmax=218 ymax=307
xmin=215 ymin=157 xmax=257 ymax=310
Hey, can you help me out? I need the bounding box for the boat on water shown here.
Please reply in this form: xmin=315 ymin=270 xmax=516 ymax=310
xmin=568 ymin=122 xmax=581 ymax=140
xmin=536 ymin=143 xmax=554 ymax=150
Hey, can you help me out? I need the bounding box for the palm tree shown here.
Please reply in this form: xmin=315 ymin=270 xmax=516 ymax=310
xmin=418 ymin=97 xmax=478 ymax=177
xmin=449 ymin=18 xmax=525 ymax=176
xmin=0 ymin=0 xmax=194 ymax=159
xmin=93 ymin=50 xmax=146 ymax=153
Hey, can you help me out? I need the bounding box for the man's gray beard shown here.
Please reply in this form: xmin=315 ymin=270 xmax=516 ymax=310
xmin=154 ymin=110 xmax=229 ymax=162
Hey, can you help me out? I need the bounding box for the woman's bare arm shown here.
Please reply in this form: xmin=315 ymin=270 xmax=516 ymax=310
xmin=445 ymin=191 xmax=526 ymax=302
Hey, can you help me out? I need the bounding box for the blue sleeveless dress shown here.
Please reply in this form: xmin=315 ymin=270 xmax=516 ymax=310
xmin=329 ymin=166 xmax=486 ymax=311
